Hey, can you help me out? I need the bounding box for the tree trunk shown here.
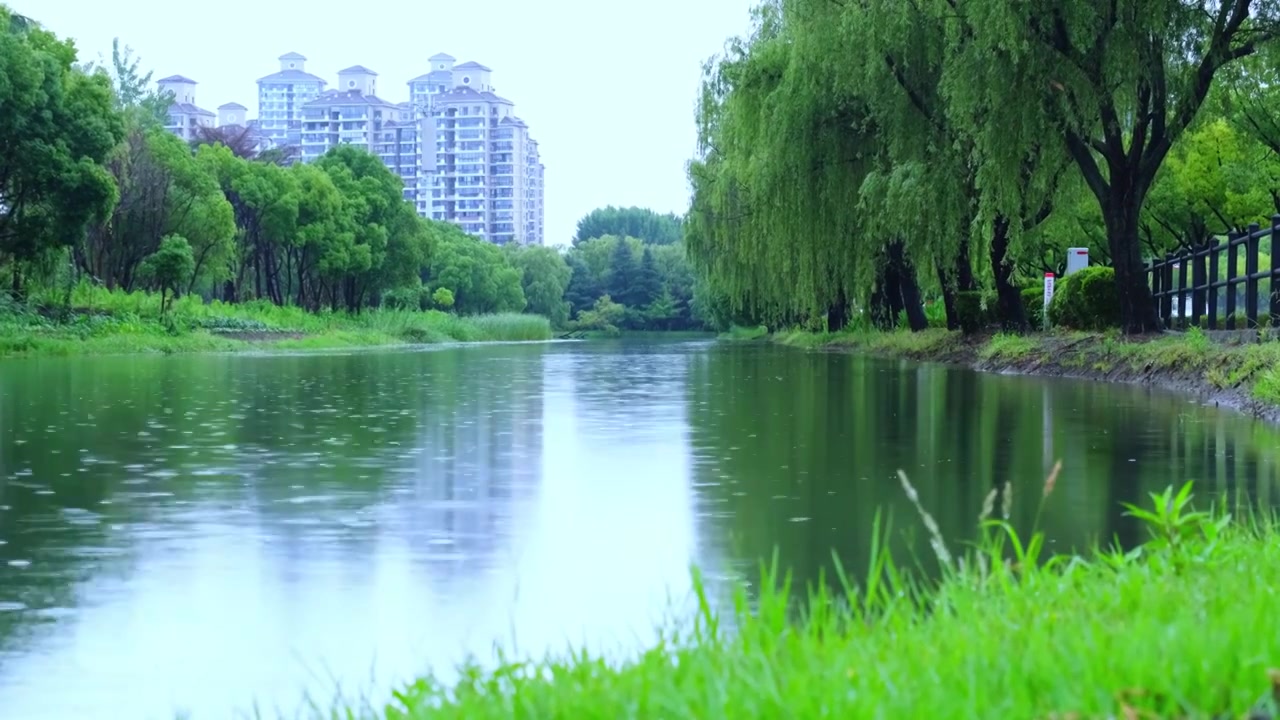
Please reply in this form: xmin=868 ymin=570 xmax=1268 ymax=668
xmin=1104 ymin=190 xmax=1161 ymax=334
xmin=956 ymin=235 xmax=977 ymax=292
xmin=990 ymin=217 xmax=1028 ymax=332
xmin=936 ymin=263 xmax=961 ymax=331
xmin=827 ymin=291 xmax=849 ymax=332
xmin=886 ymin=240 xmax=928 ymax=332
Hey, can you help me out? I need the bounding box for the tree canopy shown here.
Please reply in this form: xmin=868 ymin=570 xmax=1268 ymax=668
xmin=687 ymin=0 xmax=1280 ymax=334
xmin=574 ymin=206 xmax=684 ymax=246
xmin=0 ymin=9 xmax=720 ymax=334
xmin=0 ymin=5 xmax=123 ymax=294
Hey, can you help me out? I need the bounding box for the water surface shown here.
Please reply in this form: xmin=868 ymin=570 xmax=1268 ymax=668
xmin=1 ymin=340 xmax=1277 ymax=718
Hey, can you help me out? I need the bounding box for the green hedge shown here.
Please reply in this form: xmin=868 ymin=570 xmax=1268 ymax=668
xmin=954 ymin=291 xmax=996 ymax=334
xmin=1047 ymin=266 xmax=1121 ymax=331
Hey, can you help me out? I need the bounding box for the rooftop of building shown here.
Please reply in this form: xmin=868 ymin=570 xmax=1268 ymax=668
xmin=219 ymin=102 xmax=248 ymax=110
xmin=429 ymin=52 xmax=456 ymax=61
xmin=338 ymin=65 xmax=378 ymax=75
xmin=279 ymin=51 xmax=306 ymax=61
xmin=303 ymin=89 xmax=399 ymax=109
xmin=408 ymin=69 xmax=455 ymax=83
xmin=454 ymin=61 xmax=492 ymax=71
xmin=158 ymin=74 xmax=197 ymax=84
xmin=170 ymin=102 xmax=215 ymax=117
xmin=433 ymin=85 xmax=513 ymax=105
xmin=257 ymin=69 xmax=327 ymax=84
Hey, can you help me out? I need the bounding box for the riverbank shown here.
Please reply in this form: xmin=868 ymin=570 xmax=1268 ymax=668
xmin=0 ymin=289 xmax=553 ymax=358
xmin=749 ymin=326 xmax=1280 ymax=423
xmin=368 ymin=481 xmax=1280 ymax=719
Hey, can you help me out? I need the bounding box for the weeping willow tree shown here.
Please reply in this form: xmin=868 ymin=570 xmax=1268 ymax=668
xmin=690 ymin=0 xmax=1075 ymax=333
xmin=827 ymin=0 xmax=1075 ymax=332
xmin=694 ymin=0 xmax=1279 ymax=335
xmin=953 ymin=0 xmax=1280 ymax=333
xmin=688 ymin=1 xmax=932 ymax=331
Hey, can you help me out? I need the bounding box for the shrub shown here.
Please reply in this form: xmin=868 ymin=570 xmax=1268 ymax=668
xmin=382 ymin=286 xmax=425 ymax=311
xmin=954 ymin=291 xmax=995 ymax=334
xmin=1047 ymin=266 xmax=1121 ymax=331
xmin=1022 ymin=287 xmax=1046 ymax=330
xmin=431 ymin=287 xmax=455 ymax=310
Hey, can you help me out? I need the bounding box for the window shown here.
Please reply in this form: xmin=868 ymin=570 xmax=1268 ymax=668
xmin=462 ymin=76 xmax=471 ymax=84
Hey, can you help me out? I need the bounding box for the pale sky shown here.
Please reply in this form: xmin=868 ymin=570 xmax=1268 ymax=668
xmin=16 ymin=0 xmax=758 ymax=245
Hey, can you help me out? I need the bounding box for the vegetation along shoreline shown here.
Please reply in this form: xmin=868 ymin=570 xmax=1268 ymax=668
xmin=730 ymin=325 xmax=1280 ymax=425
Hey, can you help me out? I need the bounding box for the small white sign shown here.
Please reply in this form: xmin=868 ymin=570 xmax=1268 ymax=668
xmin=1066 ymin=248 xmax=1089 ymax=275
xmin=1043 ymin=273 xmax=1055 ymax=329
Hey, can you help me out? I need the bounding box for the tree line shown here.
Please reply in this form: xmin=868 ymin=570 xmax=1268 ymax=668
xmin=686 ymin=0 xmax=1280 ymax=334
xmin=0 ymin=9 xmax=712 ymax=332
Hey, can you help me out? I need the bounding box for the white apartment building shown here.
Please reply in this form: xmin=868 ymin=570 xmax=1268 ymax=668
xmin=407 ymin=53 xmax=460 ymax=215
xmin=159 ymin=53 xmax=545 ymax=245
xmin=420 ymin=59 xmax=545 ymax=245
xmin=256 ymin=52 xmax=326 ymax=150
xmin=299 ymin=66 xmax=403 ymax=169
xmin=375 ymin=103 xmax=423 ymax=204
xmin=157 ymin=75 xmax=215 ymax=140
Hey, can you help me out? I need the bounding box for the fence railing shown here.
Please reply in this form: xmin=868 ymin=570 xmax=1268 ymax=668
xmin=1146 ymin=215 xmax=1280 ymax=330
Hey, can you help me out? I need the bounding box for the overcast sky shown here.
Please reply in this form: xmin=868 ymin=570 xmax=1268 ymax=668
xmin=17 ymin=0 xmax=758 ymax=245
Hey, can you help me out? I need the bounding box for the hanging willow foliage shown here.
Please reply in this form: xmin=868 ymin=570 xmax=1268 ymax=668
xmin=691 ymin=0 xmax=1280 ymax=334
xmin=688 ymin=1 xmax=916 ymax=329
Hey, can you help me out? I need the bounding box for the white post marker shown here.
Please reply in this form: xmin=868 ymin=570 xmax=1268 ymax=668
xmin=1043 ymin=272 xmax=1055 ymax=330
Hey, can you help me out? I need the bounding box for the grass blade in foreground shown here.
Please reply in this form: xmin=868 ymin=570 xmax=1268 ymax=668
xmin=371 ymin=473 xmax=1280 ymax=719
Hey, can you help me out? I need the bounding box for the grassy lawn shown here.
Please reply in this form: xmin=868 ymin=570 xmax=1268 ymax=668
xmin=0 ymin=285 xmax=553 ymax=358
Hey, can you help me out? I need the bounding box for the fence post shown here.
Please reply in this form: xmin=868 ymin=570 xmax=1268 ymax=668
xmin=1271 ymin=215 xmax=1280 ymax=331
xmin=1226 ymin=231 xmax=1239 ymax=330
xmin=1247 ymin=223 xmax=1261 ymax=329
xmin=1178 ymin=251 xmax=1190 ymax=330
xmin=1192 ymin=245 xmax=1206 ymax=327
xmin=1208 ymin=241 xmax=1220 ymax=330
xmin=1151 ymin=257 xmax=1163 ymax=326
xmin=1162 ymin=252 xmax=1175 ymax=329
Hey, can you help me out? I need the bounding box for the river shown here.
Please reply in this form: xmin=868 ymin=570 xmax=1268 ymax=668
xmin=1 ymin=339 xmax=1277 ymax=718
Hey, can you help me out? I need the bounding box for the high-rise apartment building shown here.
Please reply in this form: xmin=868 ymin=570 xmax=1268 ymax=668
xmin=156 ymin=53 xmax=545 ymax=244
xmin=157 ymin=75 xmax=215 ymax=140
xmin=376 ymin=103 xmax=423 ymax=204
xmin=298 ymin=67 xmax=408 ymax=197
xmin=256 ymin=52 xmax=326 ymax=149
xmin=419 ymin=59 xmax=545 ymax=245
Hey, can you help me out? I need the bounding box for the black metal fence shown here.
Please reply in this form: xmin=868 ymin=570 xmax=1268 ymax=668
xmin=1147 ymin=216 xmax=1280 ymax=330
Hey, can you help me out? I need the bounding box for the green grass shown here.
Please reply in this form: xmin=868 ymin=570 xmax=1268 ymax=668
xmin=757 ymin=323 xmax=1280 ymax=413
xmin=776 ymin=327 xmax=965 ymax=359
xmin=978 ymin=331 xmax=1041 ymax=361
xmin=301 ymin=476 xmax=1280 ymax=720
xmin=720 ymin=323 xmax=770 ymax=341
xmin=0 ymin=285 xmax=553 ymax=358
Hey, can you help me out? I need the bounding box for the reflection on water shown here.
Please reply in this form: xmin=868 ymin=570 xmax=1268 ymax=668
xmin=687 ymin=346 xmax=1280 ymax=588
xmin=0 ymin=340 xmax=1278 ymax=718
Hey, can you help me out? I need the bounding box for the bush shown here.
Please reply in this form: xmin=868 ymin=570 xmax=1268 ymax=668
xmin=382 ymin=286 xmax=425 ymax=311
xmin=1022 ymin=287 xmax=1046 ymax=330
xmin=954 ymin=291 xmax=995 ymax=334
xmin=1047 ymin=266 xmax=1121 ymax=331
